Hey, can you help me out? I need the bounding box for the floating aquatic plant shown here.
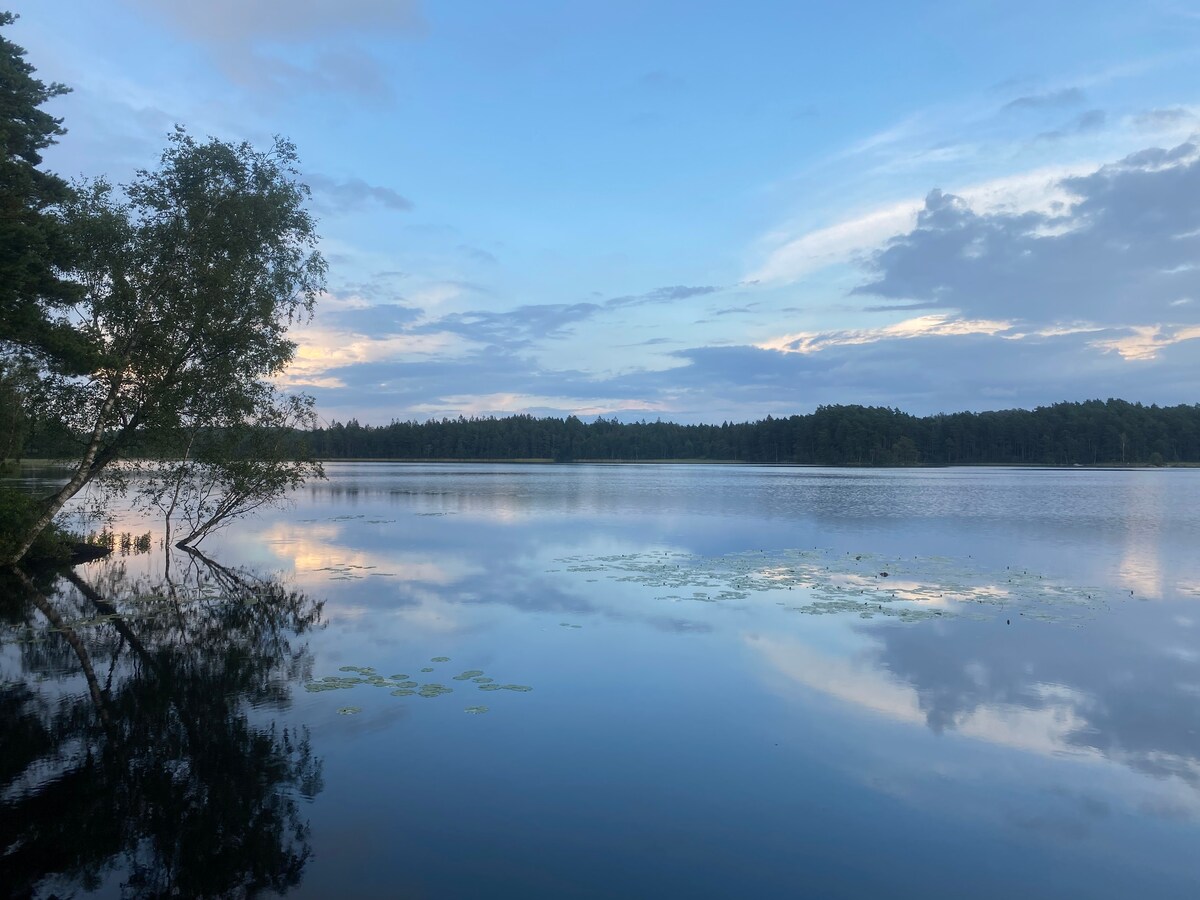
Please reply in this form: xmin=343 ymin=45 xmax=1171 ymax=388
xmin=337 ymin=706 xmax=362 ymax=715
xmin=306 ymin=657 xmax=531 ymax=709
xmin=431 ymin=656 xmax=450 ymax=662
xmin=552 ymin=546 xmax=1115 ymax=625
xmin=464 ymin=706 xmax=489 ymax=714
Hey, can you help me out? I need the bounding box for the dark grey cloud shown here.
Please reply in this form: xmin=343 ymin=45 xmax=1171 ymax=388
xmin=392 ymin=284 xmax=721 ymax=349
xmin=653 ymin=328 xmax=1200 ymax=415
xmin=860 ymin=301 xmax=943 ymax=313
xmin=1003 ymin=87 xmax=1086 ymax=110
xmin=327 ymin=303 xmax=422 ymax=333
xmin=312 ymin=349 xmax=611 ymax=412
xmin=307 ymin=174 xmax=413 ymax=214
xmin=329 ymin=270 xmax=409 ymax=301
xmin=606 ymin=284 xmax=720 ymax=308
xmin=618 ymin=337 xmax=677 ymax=348
xmin=853 ymin=140 xmax=1200 ymax=326
xmin=416 ymin=302 xmax=602 ymax=347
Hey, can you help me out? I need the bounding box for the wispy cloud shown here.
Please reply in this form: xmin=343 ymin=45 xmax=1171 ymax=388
xmin=756 ymin=314 xmax=1015 ymax=354
xmin=126 ymin=0 xmax=425 ymax=97
xmin=307 ymin=174 xmax=413 ymax=214
xmin=126 ymin=0 xmax=424 ymax=44
xmin=1003 ymin=86 xmax=1086 ymax=110
xmin=1090 ymin=324 xmax=1200 ymax=360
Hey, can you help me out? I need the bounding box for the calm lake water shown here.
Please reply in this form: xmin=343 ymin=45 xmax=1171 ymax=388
xmin=4 ymin=463 xmax=1200 ymax=897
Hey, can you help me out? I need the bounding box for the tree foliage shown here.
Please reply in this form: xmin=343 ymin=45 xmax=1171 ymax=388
xmin=0 ymin=11 xmax=88 ymax=370
xmin=4 ymin=127 xmax=326 ymax=563
xmin=300 ymin=399 xmax=1200 ymax=467
xmin=135 ymin=392 xmax=324 ymax=548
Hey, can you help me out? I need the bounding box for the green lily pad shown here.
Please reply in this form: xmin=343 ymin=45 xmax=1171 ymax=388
xmin=431 ymin=656 xmax=450 ymax=662
xmin=390 ymin=689 xmax=415 ymax=696
xmin=464 ymin=706 xmax=489 ymax=715
xmin=501 ymin=684 xmax=533 ymax=692
xmin=452 ymin=669 xmax=485 ymax=681
xmin=472 ymin=677 xmax=494 ymax=684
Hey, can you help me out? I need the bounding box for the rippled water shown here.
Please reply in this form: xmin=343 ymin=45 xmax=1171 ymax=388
xmin=3 ymin=463 xmax=1200 ymax=897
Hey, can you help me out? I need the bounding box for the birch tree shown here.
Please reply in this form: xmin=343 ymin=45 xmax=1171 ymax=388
xmin=3 ymin=128 xmax=326 ymax=564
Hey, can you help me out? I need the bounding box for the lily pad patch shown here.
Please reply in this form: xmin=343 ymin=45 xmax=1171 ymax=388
xmin=553 ymin=547 xmax=1117 ymax=625
xmin=308 ymin=660 xmax=532 ymax=711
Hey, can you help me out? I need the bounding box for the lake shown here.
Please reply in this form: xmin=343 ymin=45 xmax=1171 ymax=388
xmin=3 ymin=463 xmax=1200 ymax=897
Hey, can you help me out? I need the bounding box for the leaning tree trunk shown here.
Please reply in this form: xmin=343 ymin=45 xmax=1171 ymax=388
xmin=3 ymin=376 xmax=124 ymax=566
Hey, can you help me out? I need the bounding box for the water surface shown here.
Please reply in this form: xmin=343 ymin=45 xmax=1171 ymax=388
xmin=3 ymin=464 xmax=1199 ymax=897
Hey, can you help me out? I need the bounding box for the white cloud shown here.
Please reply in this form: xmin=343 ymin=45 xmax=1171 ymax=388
xmin=1090 ymin=324 xmax=1200 ymax=360
xmin=756 ymin=314 xmax=1015 ymax=354
xmin=277 ymin=324 xmax=469 ymax=388
xmin=748 ymin=165 xmax=1085 ymax=285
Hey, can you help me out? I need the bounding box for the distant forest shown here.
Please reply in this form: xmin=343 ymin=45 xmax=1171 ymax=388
xmin=301 ymin=400 xmax=1200 ymax=466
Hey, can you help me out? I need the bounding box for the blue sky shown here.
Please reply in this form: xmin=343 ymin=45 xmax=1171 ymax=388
xmin=13 ymin=1 xmax=1200 ymax=423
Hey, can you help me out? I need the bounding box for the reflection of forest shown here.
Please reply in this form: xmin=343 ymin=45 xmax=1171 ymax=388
xmin=0 ymin=552 xmax=325 ymax=898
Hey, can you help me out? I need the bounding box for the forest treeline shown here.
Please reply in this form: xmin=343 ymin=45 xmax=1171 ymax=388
xmin=293 ymin=399 xmax=1200 ymax=466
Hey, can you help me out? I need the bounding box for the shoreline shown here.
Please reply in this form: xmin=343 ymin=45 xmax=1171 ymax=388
xmin=13 ymin=457 xmax=1198 ymax=471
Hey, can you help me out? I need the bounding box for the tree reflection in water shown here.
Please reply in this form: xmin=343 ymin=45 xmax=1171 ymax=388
xmin=0 ymin=550 xmax=325 ymax=898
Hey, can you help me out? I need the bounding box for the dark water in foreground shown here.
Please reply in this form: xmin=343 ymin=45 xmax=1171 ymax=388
xmin=3 ymin=463 xmax=1200 ymax=898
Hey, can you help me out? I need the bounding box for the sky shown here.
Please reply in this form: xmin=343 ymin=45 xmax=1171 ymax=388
xmin=11 ymin=1 xmax=1200 ymax=424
